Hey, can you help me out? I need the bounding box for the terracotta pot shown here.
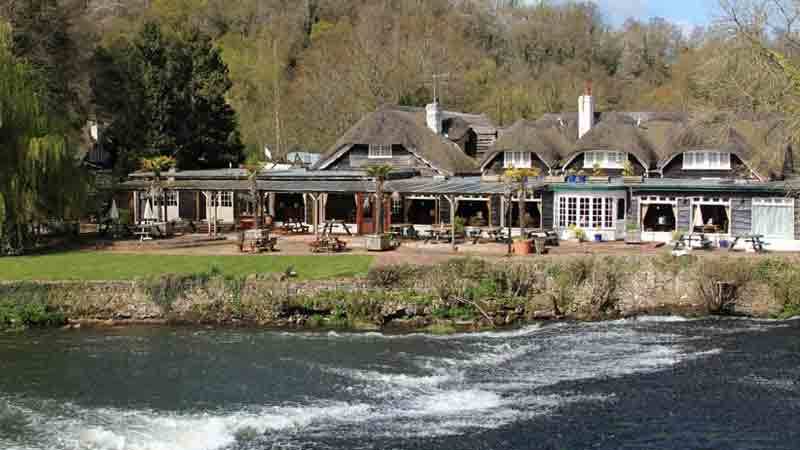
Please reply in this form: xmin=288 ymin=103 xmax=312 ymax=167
xmin=513 ymin=240 xmax=531 ymax=255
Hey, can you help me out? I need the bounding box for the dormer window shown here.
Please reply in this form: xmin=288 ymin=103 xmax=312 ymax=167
xmin=368 ymin=144 xmax=392 ymax=159
xmin=584 ymin=151 xmax=626 ymax=169
xmin=683 ymin=151 xmax=731 ymax=170
xmin=504 ymin=151 xmax=532 ymax=168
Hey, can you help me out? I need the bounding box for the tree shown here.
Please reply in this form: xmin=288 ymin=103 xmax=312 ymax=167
xmin=504 ymin=167 xmax=541 ymax=238
xmin=243 ymin=154 xmax=264 ymax=228
xmin=365 ymin=165 xmax=392 ymax=235
xmin=0 ymin=0 xmax=89 ymax=127
xmin=0 ymin=20 xmax=88 ymax=254
xmin=94 ymin=21 xmax=244 ymax=173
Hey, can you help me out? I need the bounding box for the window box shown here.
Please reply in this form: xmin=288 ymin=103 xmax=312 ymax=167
xmin=545 ymin=175 xmax=566 ymax=183
xmin=623 ymin=175 xmax=643 ymax=183
xmin=588 ymin=176 xmax=609 ymax=183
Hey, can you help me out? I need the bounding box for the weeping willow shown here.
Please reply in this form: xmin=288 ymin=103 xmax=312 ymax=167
xmin=0 ymin=21 xmax=88 ymax=254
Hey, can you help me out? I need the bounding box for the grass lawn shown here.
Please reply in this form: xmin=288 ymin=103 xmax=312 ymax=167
xmin=0 ymin=252 xmax=375 ymax=281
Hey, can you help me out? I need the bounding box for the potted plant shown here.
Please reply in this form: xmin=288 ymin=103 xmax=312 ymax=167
xmin=573 ymin=227 xmax=587 ymax=242
xmin=625 ymin=220 xmax=642 ymax=244
xmin=589 ymin=163 xmax=608 ymax=183
xmin=566 ymin=169 xmax=577 ymax=183
xmin=365 ymin=165 xmax=395 ymax=251
xmin=622 ymin=160 xmax=642 ymax=183
xmin=512 ymin=236 xmax=532 ymax=255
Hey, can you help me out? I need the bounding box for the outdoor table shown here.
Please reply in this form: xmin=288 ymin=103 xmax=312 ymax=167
xmin=729 ymin=234 xmax=767 ymax=253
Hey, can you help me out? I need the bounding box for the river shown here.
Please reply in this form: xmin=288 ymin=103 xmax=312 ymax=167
xmin=1 ymin=317 xmax=799 ymax=450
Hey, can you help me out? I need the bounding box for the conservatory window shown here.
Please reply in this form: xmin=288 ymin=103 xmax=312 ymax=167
xmin=752 ymin=198 xmax=795 ymax=239
xmin=504 ymin=151 xmax=532 ymax=169
xmin=584 ymin=151 xmax=626 ymax=169
xmin=557 ymin=195 xmax=618 ymax=229
xmin=683 ymin=151 xmax=731 ymax=170
xmin=368 ymin=144 xmax=392 ymax=159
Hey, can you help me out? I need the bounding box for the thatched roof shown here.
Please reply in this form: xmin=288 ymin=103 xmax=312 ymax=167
xmin=573 ymin=113 xmax=662 ymax=168
xmin=481 ymin=119 xmax=573 ymax=169
xmin=661 ymin=112 xmax=791 ymax=176
xmin=314 ymin=106 xmax=480 ymax=176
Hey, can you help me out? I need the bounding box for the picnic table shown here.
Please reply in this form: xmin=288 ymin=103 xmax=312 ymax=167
xmin=729 ymin=234 xmax=767 ymax=253
xmin=323 ymin=220 xmax=352 ymax=236
xmin=672 ymin=233 xmax=712 ymax=254
xmin=390 ymin=223 xmax=418 ymax=240
xmin=240 ymin=229 xmax=278 ymax=253
xmin=134 ymin=221 xmax=166 ymax=241
xmin=309 ymin=235 xmax=348 ymax=253
xmin=423 ymin=228 xmax=453 ymax=243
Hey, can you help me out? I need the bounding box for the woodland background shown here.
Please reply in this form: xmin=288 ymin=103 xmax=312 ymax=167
xmin=1 ymin=0 xmax=799 ymax=171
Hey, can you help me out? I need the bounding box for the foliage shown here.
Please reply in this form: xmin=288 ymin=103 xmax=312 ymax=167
xmin=367 ymin=264 xmax=419 ymax=289
xmin=0 ymin=20 xmax=89 ymax=255
xmin=0 ymin=284 xmax=66 ymax=330
xmin=94 ymin=21 xmax=243 ymax=173
xmin=591 ymin=163 xmax=603 ymax=177
xmin=140 ymin=156 xmax=176 ymax=177
xmin=622 ymin=160 xmax=635 ymax=177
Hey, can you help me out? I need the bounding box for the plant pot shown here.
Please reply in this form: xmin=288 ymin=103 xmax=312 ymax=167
xmin=594 ymin=233 xmax=603 ymax=242
xmin=566 ymin=175 xmax=577 ymax=183
xmin=365 ymin=234 xmax=393 ymax=251
xmin=512 ymin=240 xmax=531 ymax=255
xmin=576 ymin=175 xmax=587 ymax=183
xmin=625 ymin=230 xmax=642 ymax=244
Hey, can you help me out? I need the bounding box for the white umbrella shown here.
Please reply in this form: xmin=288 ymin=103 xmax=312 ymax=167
xmin=109 ymin=199 xmax=119 ymax=222
xmin=692 ymin=205 xmax=704 ymax=230
xmin=143 ymin=200 xmax=155 ymax=222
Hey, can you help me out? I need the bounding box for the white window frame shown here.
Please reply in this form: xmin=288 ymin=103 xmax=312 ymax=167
xmin=683 ymin=151 xmax=731 ymax=170
xmin=368 ymin=144 xmax=392 ymax=159
xmin=584 ymin=151 xmax=626 ymax=169
xmin=165 ymin=191 xmax=177 ymax=207
xmin=211 ymin=192 xmax=234 ymax=208
xmin=556 ymin=193 xmax=622 ymax=229
xmin=504 ymin=151 xmax=532 ymax=169
xmin=752 ymin=198 xmax=795 ymax=239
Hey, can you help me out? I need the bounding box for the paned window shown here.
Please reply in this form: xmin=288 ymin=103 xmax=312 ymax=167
xmin=503 ymin=151 xmax=532 ymax=169
xmin=584 ymin=151 xmax=626 ymax=169
xmin=368 ymin=144 xmax=392 ymax=159
xmin=683 ymin=151 xmax=731 ymax=170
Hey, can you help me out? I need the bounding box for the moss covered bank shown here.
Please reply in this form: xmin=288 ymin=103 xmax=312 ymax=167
xmin=2 ymin=255 xmax=799 ymax=332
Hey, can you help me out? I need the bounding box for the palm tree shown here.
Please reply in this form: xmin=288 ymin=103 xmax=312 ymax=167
xmin=504 ymin=167 xmax=541 ymax=238
xmin=365 ymin=165 xmax=393 ymax=234
xmin=140 ymin=156 xmax=176 ymax=222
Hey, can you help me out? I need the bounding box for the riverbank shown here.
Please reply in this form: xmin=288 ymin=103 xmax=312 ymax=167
xmin=2 ymin=254 xmax=799 ymax=332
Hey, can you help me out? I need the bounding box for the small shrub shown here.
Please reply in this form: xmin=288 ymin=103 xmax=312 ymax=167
xmin=694 ymin=258 xmax=753 ymax=314
xmin=367 ymin=264 xmax=418 ymax=288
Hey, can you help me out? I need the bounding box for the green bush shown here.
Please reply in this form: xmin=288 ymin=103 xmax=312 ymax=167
xmin=0 ymin=284 xmax=65 ymax=330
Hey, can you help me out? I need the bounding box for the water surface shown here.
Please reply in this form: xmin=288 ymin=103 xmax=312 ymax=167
xmin=1 ymin=317 xmax=799 ymax=449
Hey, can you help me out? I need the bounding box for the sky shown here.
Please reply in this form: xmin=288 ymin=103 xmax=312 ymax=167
xmin=603 ymin=0 xmax=715 ymax=27
xmin=552 ymin=0 xmax=717 ymax=30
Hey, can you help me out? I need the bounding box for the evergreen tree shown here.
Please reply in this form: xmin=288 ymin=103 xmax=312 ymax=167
xmin=95 ymin=22 xmax=243 ymax=173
